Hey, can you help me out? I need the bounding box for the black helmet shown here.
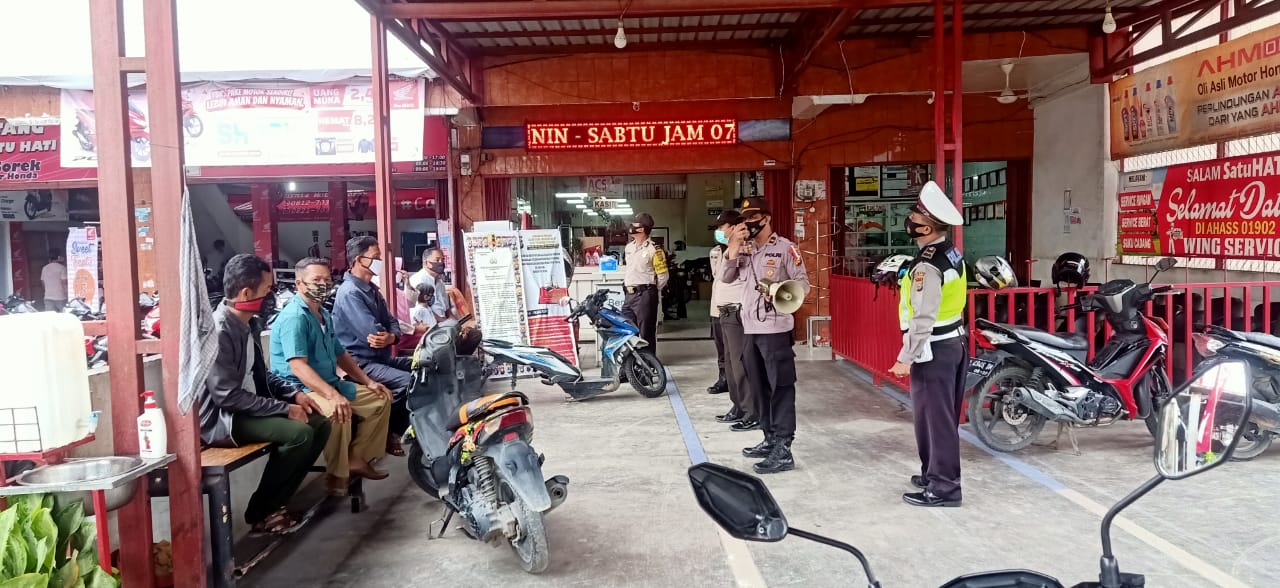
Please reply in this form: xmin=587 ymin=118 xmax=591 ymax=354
xmin=1052 ymin=253 xmax=1090 ymax=288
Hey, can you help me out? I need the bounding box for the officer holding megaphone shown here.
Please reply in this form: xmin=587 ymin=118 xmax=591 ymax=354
xmin=722 ymin=196 xmax=810 ymax=474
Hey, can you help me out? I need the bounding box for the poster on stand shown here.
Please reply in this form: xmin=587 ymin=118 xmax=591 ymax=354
xmin=1116 ymin=150 xmax=1280 ymax=259
xmin=59 ymin=79 xmax=427 ymax=168
xmin=1109 ymin=24 xmax=1280 ymax=159
xmin=66 ymin=227 xmax=100 ymax=309
xmin=518 ymin=230 xmax=578 ymax=366
xmin=463 ymin=231 xmax=528 ymax=346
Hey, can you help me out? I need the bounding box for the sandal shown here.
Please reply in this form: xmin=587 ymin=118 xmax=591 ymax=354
xmin=386 ymin=435 xmax=406 ymax=457
xmin=248 ymin=508 xmax=305 ymax=537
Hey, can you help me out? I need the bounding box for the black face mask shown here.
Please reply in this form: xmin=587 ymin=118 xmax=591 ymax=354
xmin=904 ymin=217 xmax=931 ymax=239
xmin=428 ymin=261 xmax=445 ymax=274
xmin=744 ymin=219 xmax=765 ymax=239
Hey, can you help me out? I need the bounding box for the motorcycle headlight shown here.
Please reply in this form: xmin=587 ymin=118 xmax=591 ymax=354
xmin=1193 ymin=333 xmax=1226 ymax=356
xmin=979 ymin=330 xmax=1014 ymax=346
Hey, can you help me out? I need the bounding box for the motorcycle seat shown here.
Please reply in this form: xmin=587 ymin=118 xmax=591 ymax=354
xmin=1236 ymin=331 xmax=1280 ymax=350
xmin=447 ymin=391 xmax=530 ymax=432
xmin=1004 ymin=325 xmax=1090 ymax=350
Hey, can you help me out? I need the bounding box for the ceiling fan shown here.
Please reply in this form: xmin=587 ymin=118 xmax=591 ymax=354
xmin=993 ymin=61 xmax=1031 ymax=105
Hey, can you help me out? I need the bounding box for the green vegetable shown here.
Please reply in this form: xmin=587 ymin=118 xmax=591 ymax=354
xmin=0 ymin=496 xmax=116 ymax=587
xmin=0 ymin=574 xmax=50 ymax=588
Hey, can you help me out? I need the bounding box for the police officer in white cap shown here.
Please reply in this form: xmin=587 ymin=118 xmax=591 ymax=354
xmin=889 ymin=180 xmax=969 ymax=508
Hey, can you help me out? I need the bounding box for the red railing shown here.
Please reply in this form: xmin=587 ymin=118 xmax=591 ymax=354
xmin=832 ymin=275 xmax=1280 ymax=387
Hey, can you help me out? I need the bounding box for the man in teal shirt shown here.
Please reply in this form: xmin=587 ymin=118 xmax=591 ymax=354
xmin=270 ymin=257 xmax=394 ymax=495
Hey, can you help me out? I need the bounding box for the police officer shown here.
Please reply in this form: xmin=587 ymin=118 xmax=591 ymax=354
xmin=889 ymin=181 xmax=969 ymax=508
xmin=709 ymin=210 xmax=756 ymax=431
xmin=723 ymin=197 xmax=810 ymax=474
xmin=623 ymin=213 xmax=668 ymax=353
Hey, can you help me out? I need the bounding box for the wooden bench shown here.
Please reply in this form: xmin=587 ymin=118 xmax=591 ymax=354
xmin=150 ymin=443 xmax=365 ymax=587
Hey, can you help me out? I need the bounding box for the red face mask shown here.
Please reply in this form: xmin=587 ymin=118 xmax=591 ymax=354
xmin=230 ymin=296 xmax=266 ymax=314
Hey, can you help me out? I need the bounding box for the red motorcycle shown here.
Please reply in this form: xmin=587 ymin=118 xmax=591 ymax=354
xmin=182 ymin=97 xmax=203 ymax=138
xmin=965 ymin=258 xmax=1180 ymax=453
xmin=72 ymin=105 xmax=151 ymax=163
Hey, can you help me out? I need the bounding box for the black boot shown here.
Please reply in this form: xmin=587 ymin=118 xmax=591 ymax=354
xmin=742 ymin=437 xmax=774 ymax=458
xmin=707 ymin=371 xmax=728 ymax=394
xmin=753 ymin=442 xmax=794 ymax=474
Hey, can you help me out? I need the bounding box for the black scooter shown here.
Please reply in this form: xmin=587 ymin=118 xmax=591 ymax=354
xmin=24 ymin=190 xmax=53 ymax=220
xmin=689 ymin=357 xmax=1256 ymax=588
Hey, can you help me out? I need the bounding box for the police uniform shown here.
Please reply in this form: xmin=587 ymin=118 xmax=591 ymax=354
xmin=722 ymin=197 xmax=810 ymax=474
xmin=897 ymin=181 xmax=969 ymax=507
xmin=622 ymin=216 xmax=669 ymax=352
xmin=710 ymin=210 xmax=753 ymax=426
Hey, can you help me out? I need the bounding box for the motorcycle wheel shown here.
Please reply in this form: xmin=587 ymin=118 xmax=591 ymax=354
xmin=623 ymin=349 xmax=667 ymax=398
xmin=966 ymin=364 xmax=1047 ymax=452
xmin=132 ymin=138 xmax=151 ymax=162
xmin=406 ymin=443 xmax=440 ymax=499
xmin=24 ymin=200 xmax=37 ymax=220
xmin=1142 ymin=368 xmax=1173 ymax=438
xmin=184 ymin=115 xmax=204 ymax=138
xmin=1229 ymin=422 xmax=1274 ymax=461
xmin=507 ymin=493 xmax=550 ymax=574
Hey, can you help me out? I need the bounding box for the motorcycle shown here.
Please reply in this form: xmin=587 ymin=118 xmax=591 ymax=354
xmin=85 ymin=335 xmax=108 ymax=369
xmin=72 ymin=108 xmax=96 ymax=153
xmin=70 ymin=105 xmax=150 ymax=162
xmin=688 ymin=358 xmax=1255 ymax=588
xmin=403 ymin=315 xmax=569 ymax=574
xmin=0 ymin=295 xmax=39 ymax=314
xmin=140 ymin=293 xmax=160 ymax=339
xmin=965 ymin=257 xmax=1180 ymax=453
xmin=182 ymin=98 xmax=203 ymax=138
xmin=64 ymin=297 xmax=105 ymax=321
xmin=1191 ymin=324 xmax=1280 ymax=461
xmin=542 ymin=288 xmax=667 ymax=400
xmin=24 ymin=190 xmax=53 ymax=220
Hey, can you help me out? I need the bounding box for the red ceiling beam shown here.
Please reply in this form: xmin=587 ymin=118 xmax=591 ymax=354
xmin=450 ymin=22 xmax=793 ymax=39
xmin=378 ymin=0 xmax=1063 ymax=20
xmin=783 ymin=7 xmax=861 ymax=94
xmin=356 ymin=0 xmax=480 ymax=103
xmin=850 ymin=7 xmax=1139 ymax=26
xmin=468 ymin=39 xmax=775 ymax=55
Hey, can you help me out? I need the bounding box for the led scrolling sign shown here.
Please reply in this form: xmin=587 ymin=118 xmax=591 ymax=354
xmin=526 ymin=119 xmax=739 ymax=150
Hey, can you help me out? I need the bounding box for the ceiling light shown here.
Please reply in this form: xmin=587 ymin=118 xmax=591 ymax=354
xmin=556 ymin=192 xmax=588 ymax=199
xmin=851 ymin=94 xmax=869 ymax=104
xmin=1101 ymin=4 xmax=1117 ymax=34
xmin=575 ymin=204 xmax=587 ymax=209
xmin=287 ymin=182 xmax=297 ymax=191
xmin=614 ymin=19 xmax=627 ymax=49
xmin=585 ymin=210 xmax=598 ymax=216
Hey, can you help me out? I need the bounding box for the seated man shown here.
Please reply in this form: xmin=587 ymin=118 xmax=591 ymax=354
xmin=200 ymin=254 xmax=332 ymax=535
xmin=270 ymin=257 xmax=395 ymax=496
xmin=332 ymin=236 xmax=419 ymax=456
xmin=405 ymin=246 xmax=455 ymax=324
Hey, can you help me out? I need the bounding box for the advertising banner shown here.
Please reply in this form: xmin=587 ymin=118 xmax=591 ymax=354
xmin=227 ymin=188 xmax=437 ymax=222
xmin=518 ymin=229 xmax=578 ymax=366
xmin=66 ymin=227 xmax=100 ymax=308
xmin=463 ymin=231 xmax=528 ymax=346
xmin=0 ymin=190 xmax=68 ymax=221
xmin=1116 ymin=151 xmax=1280 ymax=259
xmin=0 ymin=122 xmax=95 ymax=185
xmin=60 ymin=79 xmax=427 ymax=168
xmin=1109 ymin=24 xmax=1280 ymax=159
xmin=9 ymin=223 xmax=27 ymax=297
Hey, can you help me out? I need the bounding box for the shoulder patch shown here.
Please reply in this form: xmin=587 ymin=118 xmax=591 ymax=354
xmin=652 ymin=248 xmax=668 ymax=273
xmin=920 ymin=246 xmax=936 ymax=260
xmin=945 ymin=248 xmax=963 ymax=266
xmin=913 ymin=270 xmax=926 ymax=291
xmin=789 ymin=245 xmax=802 ymax=266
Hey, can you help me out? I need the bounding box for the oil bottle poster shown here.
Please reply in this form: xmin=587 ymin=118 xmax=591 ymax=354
xmin=518 ymin=229 xmax=578 ymax=366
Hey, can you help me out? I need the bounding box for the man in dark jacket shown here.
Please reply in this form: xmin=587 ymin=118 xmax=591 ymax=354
xmin=201 ymin=254 xmax=331 ymax=535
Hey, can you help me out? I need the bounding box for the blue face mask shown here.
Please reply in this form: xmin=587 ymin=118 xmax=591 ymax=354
xmin=714 ymin=230 xmax=729 ymax=245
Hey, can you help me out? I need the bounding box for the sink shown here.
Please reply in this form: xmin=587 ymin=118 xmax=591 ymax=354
xmin=16 ymin=456 xmax=144 ymax=515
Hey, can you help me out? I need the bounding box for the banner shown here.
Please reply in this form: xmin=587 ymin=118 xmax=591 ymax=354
xmin=0 ymin=190 xmax=68 ymax=221
xmin=226 ymin=188 xmax=438 ymax=222
xmin=463 ymin=231 xmax=528 ymax=346
xmin=66 ymin=227 xmax=100 ymax=308
xmin=1116 ymin=151 xmax=1280 ymax=259
xmin=1109 ymin=24 xmax=1280 ymax=159
xmin=518 ymin=230 xmax=579 ymax=366
xmin=0 ymin=121 xmax=95 ymax=185
xmin=60 ymin=79 xmax=427 ymax=168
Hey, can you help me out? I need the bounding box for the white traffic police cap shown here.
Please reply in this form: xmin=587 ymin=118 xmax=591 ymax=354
xmin=911 ymin=180 xmax=964 ymax=226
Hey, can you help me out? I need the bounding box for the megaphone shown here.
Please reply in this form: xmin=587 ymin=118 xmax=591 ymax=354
xmin=757 ymin=279 xmax=806 ymax=314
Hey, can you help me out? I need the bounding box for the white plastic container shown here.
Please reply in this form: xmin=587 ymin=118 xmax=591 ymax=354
xmin=137 ymin=391 xmax=167 ymax=459
xmin=0 ymin=312 xmax=94 ymax=454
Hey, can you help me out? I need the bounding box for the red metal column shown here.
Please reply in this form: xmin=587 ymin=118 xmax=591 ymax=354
xmin=370 ymin=13 xmax=398 ymax=304
xmin=87 ymin=0 xmax=153 ymax=584
xmin=140 ymin=1 xmax=203 ymax=585
xmin=932 ymin=0 xmax=964 ymax=248
xmin=251 ymin=183 xmax=279 ymax=265
xmin=328 ymin=181 xmax=350 ymax=268
xmin=933 ymin=0 xmax=946 ymax=178
xmin=950 ymin=0 xmax=964 ymax=248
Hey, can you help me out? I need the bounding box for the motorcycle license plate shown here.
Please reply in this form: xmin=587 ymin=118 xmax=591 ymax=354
xmin=968 ymin=357 xmax=997 ymax=378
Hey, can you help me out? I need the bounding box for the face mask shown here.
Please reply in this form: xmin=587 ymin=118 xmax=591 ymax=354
xmin=366 ymin=258 xmax=384 ymax=277
xmin=904 ymin=217 xmax=931 ymax=239
xmin=230 ymin=296 xmax=266 ymax=314
xmin=302 ymin=282 xmax=334 ymax=303
xmin=714 ymin=230 xmax=729 ymax=245
xmin=744 ymin=219 xmax=765 ymax=239
xmin=629 ymin=225 xmax=645 ymax=235
xmin=428 ymin=261 xmax=445 ymax=274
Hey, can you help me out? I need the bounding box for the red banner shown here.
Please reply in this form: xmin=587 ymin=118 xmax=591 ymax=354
xmin=1158 ymin=152 xmax=1280 ymax=259
xmin=228 ymin=188 xmax=437 ymax=222
xmin=0 ymin=122 xmax=95 ymax=186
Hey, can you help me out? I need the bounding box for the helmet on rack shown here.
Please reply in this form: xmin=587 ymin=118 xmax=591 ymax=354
xmin=973 ymin=256 xmax=1018 ymax=290
xmin=1052 ymin=252 xmax=1090 ymax=288
xmin=871 ymin=255 xmax=913 ymax=287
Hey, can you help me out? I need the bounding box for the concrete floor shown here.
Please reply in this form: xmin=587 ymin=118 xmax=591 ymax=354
xmin=238 ymin=323 xmax=1280 ymax=588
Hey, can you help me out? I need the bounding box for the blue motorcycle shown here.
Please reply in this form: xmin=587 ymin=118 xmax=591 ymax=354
xmin=481 ymin=289 xmax=667 ymax=400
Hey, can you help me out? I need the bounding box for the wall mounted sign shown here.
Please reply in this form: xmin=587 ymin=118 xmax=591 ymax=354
xmin=227 ymin=188 xmax=437 ymax=222
xmin=526 ymin=119 xmax=738 ymax=151
xmin=1108 ymin=23 xmax=1280 ymax=159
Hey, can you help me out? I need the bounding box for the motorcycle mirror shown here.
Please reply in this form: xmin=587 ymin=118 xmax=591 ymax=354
xmin=1155 ymin=257 xmax=1178 ymax=272
xmin=1154 ymin=360 xmax=1252 ymax=480
xmin=687 ymin=463 xmax=788 ymax=542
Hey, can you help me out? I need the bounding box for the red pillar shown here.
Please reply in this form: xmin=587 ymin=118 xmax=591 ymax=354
xmin=763 ymin=169 xmax=793 ymax=242
xmin=932 ymin=0 xmax=964 ymax=248
xmin=251 ymin=183 xmax=279 ymax=265
xmin=370 ymin=13 xmax=397 ymax=306
xmin=328 ymin=181 xmax=350 ymax=269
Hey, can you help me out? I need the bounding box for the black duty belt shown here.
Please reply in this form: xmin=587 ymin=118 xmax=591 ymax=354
xmin=718 ymin=304 xmax=742 ymax=315
xmin=625 ymin=285 xmax=655 ymax=294
xmin=901 ymin=322 xmax=963 ymax=336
